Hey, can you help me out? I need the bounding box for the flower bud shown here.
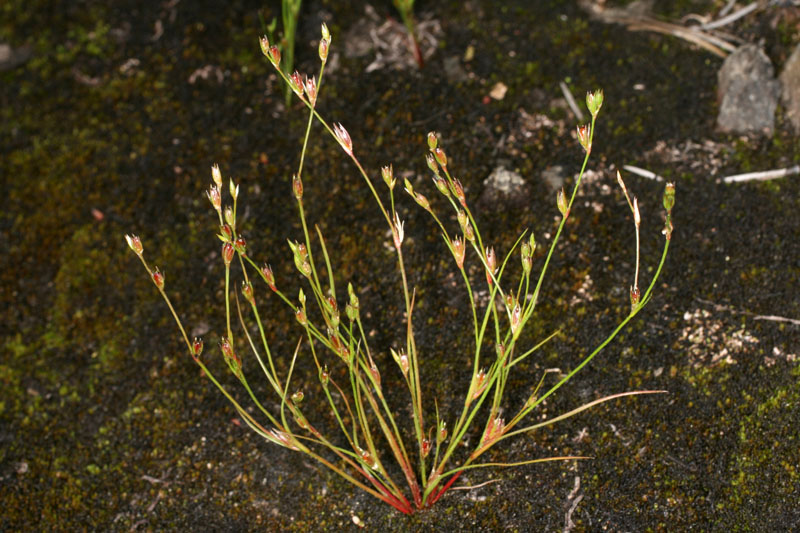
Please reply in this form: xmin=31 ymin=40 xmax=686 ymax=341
xmin=259 ymin=35 xmax=270 ymax=57
xmin=152 ymin=268 xmax=165 ymax=290
xmin=348 ymin=282 xmax=360 ymax=310
xmin=220 ymin=336 xmax=234 ymax=359
xmin=482 ymin=416 xmax=505 ymax=445
xmin=663 ymin=182 xmax=675 ymax=213
xmin=496 ymin=342 xmax=505 ymax=361
xmin=293 ymin=410 xmax=309 ymax=430
xmin=192 ymin=337 xmax=203 ymax=360
xmin=433 ymin=147 xmax=447 ymax=168
xmin=303 ymin=75 xmax=317 ymax=106
xmin=437 ymin=421 xmax=448 ymax=444
xmin=326 ymin=296 xmax=340 ymax=329
xmin=222 ymin=242 xmax=235 ymax=265
xmin=268 ymin=45 xmax=281 ymax=67
xmin=469 ymin=368 xmax=488 ymax=401
xmin=576 ymin=124 xmax=591 ymax=153
xmin=586 ymin=89 xmax=603 ymax=117
xmin=427 ymin=131 xmax=438 ymax=151
xmin=220 ymin=337 xmax=241 ymax=377
xmin=426 ymin=153 xmax=439 ymax=175
xmin=224 ymin=205 xmax=235 ymax=227
xmin=261 ymin=263 xmax=276 ymax=291
xmin=318 ymin=38 xmax=329 ymax=62
xmin=457 ymin=210 xmax=474 ymax=241
xmin=229 ymin=179 xmax=239 ymax=201
xmin=289 ymin=70 xmax=304 ymax=98
xmin=510 ymin=301 xmax=521 ymax=336
xmin=298 ymin=288 xmax=306 ymax=306
xmin=432 ymin=174 xmax=449 ymax=197
xmin=369 ymin=361 xmax=381 ymax=390
xmin=321 ymin=22 xmax=331 ymax=42
xmin=381 ymin=165 xmax=395 ymax=189
xmin=403 ymin=178 xmax=414 ymax=196
xmin=125 ymin=234 xmax=143 ymax=256
xmin=207 ymin=185 xmax=221 ymax=212
xmin=319 ymin=365 xmax=329 ymax=387
xmin=241 ymin=281 xmax=254 ymax=305
xmin=234 ymin=236 xmax=247 ymax=255
xmin=556 ymin=188 xmax=569 ymax=218
xmin=292 ymin=173 xmax=303 ymax=200
xmin=451 ymin=235 xmax=465 ymax=269
xmin=521 ymin=242 xmax=532 ymax=275
xmin=451 ymin=178 xmax=466 ymax=208
xmin=219 ymin=224 xmax=232 ymax=242
xmin=630 ymin=285 xmax=641 ymax=310
xmin=414 ymin=192 xmax=430 ymax=211
xmin=392 ymin=213 xmax=404 ymax=249
xmin=399 ymin=352 xmax=409 ymax=376
xmin=211 ymin=163 xmax=223 ymax=188
xmin=358 ymin=447 xmax=377 ymax=469
xmin=333 ymin=123 xmax=353 ymax=156
xmin=633 ymin=196 xmax=640 ymax=227
xmin=485 ymin=246 xmax=496 ymax=286
xmin=421 ymin=438 xmax=432 ymax=458
xmin=391 ymin=348 xmax=409 ymax=377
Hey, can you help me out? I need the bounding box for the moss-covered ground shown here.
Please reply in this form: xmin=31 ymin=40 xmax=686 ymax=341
xmin=2 ymin=0 xmax=799 ymax=530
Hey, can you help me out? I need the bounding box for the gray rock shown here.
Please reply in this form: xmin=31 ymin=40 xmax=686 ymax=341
xmin=540 ymin=165 xmax=566 ymax=192
xmin=0 ymin=43 xmax=32 ymax=71
xmin=479 ymin=166 xmax=529 ymax=209
xmin=779 ymin=44 xmax=800 ymax=134
xmin=716 ymin=44 xmax=780 ymax=134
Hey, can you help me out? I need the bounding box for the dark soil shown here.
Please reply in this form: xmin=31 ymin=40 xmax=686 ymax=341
xmin=2 ymin=0 xmax=799 ymax=531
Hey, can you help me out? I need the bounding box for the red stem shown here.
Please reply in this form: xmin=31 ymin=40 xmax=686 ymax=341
xmin=428 ymin=470 xmax=463 ymax=506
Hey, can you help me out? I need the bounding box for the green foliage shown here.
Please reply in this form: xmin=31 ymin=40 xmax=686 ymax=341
xmin=130 ymin=24 xmax=674 ymax=513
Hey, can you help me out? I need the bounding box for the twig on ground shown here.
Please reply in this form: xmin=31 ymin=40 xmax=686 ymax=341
xmin=578 ymin=0 xmax=734 ymax=57
xmin=696 ymin=298 xmax=800 ymax=326
xmin=623 ymin=164 xmax=665 ymax=181
xmin=718 ymin=0 xmax=738 ymax=17
xmin=563 ymin=476 xmax=583 ymax=533
xmin=559 ymin=81 xmax=585 ymax=122
xmin=722 ymin=165 xmax=800 ymax=183
xmin=451 ymin=478 xmax=502 ymax=491
xmin=700 ymin=2 xmax=758 ymax=30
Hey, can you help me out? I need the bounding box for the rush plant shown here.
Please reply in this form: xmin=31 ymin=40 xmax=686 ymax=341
xmin=126 ymin=25 xmax=675 ymax=514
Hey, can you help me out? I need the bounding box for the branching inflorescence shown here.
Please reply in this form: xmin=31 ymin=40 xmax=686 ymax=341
xmin=126 ymin=24 xmax=675 ymax=514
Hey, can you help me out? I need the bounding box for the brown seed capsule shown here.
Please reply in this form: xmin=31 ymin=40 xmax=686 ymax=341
xmin=292 ymin=173 xmax=303 ymax=200
xmin=222 ymin=242 xmax=234 ymax=265
xmin=152 ymin=268 xmax=165 ymax=290
xmin=192 ymin=337 xmax=203 ymax=360
xmin=241 ymin=281 xmax=254 ymax=305
xmin=125 ymin=234 xmax=143 ymax=256
xmin=234 ymin=236 xmax=247 ymax=255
